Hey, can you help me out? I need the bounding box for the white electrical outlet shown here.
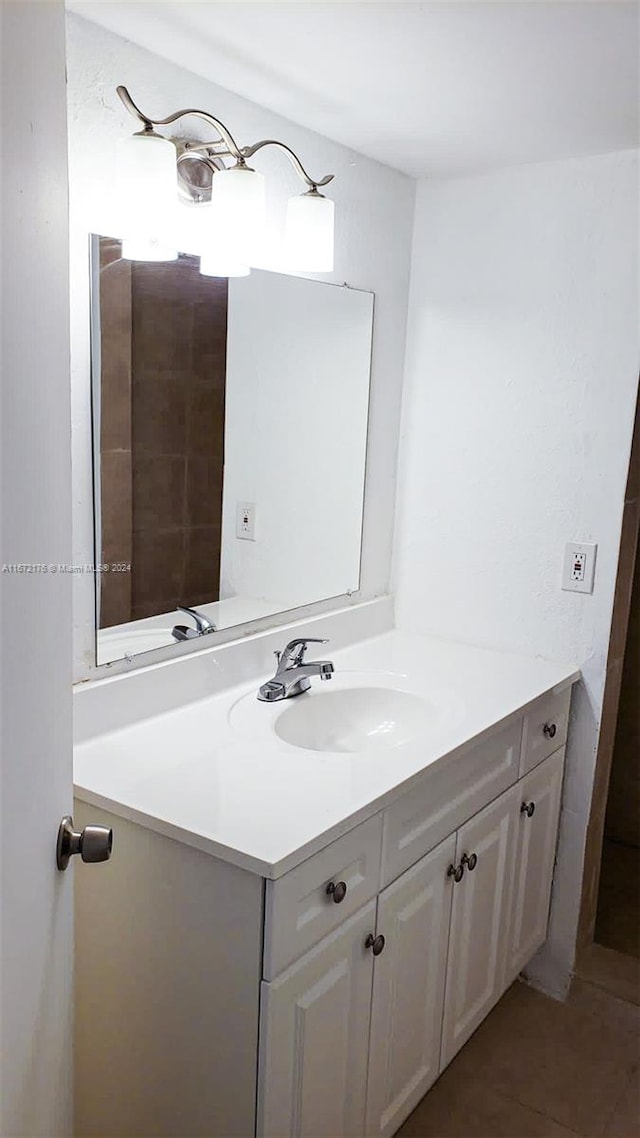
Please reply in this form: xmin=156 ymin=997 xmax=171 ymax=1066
xmin=236 ymin=501 xmax=256 ymax=541
xmin=562 ymin=542 xmax=597 ymax=594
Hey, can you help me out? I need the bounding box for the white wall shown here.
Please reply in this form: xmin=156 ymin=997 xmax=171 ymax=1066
xmin=220 ymin=273 xmax=373 ymax=609
xmin=1 ymin=2 xmax=74 ymax=1133
xmin=394 ymin=150 xmax=640 ymax=991
xmin=65 ymin=12 xmax=414 ymax=680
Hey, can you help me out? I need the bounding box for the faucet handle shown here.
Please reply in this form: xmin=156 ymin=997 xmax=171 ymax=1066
xmin=281 ymin=637 xmax=329 ymax=664
xmin=283 ymin=637 xmax=328 ymax=650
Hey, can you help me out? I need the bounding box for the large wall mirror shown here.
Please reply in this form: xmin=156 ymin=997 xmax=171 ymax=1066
xmin=91 ymin=236 xmax=374 ymax=665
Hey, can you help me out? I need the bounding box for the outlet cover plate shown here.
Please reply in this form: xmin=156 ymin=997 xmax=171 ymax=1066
xmin=236 ymin=501 xmax=256 ymax=541
xmin=562 ymin=542 xmax=597 ymax=594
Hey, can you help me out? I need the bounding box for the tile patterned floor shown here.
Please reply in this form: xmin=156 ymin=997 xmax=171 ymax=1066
xmin=397 ymin=979 xmax=640 ymax=1138
xmin=576 ymin=943 xmax=640 ymax=1008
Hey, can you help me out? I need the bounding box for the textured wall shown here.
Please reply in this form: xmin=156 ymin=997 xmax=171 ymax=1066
xmin=66 ymin=12 xmax=414 ymax=679
xmin=394 ymin=150 xmax=640 ymax=991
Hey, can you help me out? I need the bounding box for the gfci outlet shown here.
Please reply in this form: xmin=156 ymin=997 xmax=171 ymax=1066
xmin=562 ymin=541 xmax=597 ymax=594
xmin=236 ymin=501 xmax=256 ymax=541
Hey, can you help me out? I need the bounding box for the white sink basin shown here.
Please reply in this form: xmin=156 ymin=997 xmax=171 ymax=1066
xmin=229 ymin=671 xmax=463 ymax=754
xmin=274 ymin=686 xmax=438 ymax=753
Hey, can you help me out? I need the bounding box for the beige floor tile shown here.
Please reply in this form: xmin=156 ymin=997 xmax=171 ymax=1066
xmin=604 ymin=1071 xmax=640 ymax=1137
xmin=567 ymin=978 xmax=640 ymax=1039
xmin=397 ymin=1065 xmax=579 ymax=1138
xmin=576 ymin=943 xmax=640 ymax=1007
xmin=448 ymin=982 xmax=637 ymax=1135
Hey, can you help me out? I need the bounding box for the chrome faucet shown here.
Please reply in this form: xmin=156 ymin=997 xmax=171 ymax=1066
xmin=171 ymin=605 xmax=216 ymax=642
xmin=258 ymin=638 xmax=334 ymax=702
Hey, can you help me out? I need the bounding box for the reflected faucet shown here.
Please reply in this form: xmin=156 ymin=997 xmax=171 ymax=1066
xmin=258 ymin=638 xmax=334 ymax=702
xmin=171 ymin=605 xmax=216 ymax=642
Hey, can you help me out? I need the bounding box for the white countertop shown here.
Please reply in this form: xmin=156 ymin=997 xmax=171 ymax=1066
xmin=74 ymin=630 xmax=580 ymax=879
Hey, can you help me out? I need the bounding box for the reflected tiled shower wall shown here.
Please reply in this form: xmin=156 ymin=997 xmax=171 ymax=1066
xmin=99 ymin=242 xmax=228 ymax=626
xmin=99 ymin=239 xmax=133 ymax=627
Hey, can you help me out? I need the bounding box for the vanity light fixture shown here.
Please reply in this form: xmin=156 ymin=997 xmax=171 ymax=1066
xmin=284 ymin=188 xmax=335 ymax=273
xmin=116 ymin=86 xmax=335 ymax=275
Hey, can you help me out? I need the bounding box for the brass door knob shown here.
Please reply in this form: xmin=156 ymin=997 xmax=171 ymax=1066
xmin=56 ymin=815 xmax=113 ymax=871
xmin=543 ymin=722 xmax=557 ymax=739
xmin=365 ymin=933 xmax=385 ymax=956
xmin=462 ymin=852 xmax=478 ymax=871
xmin=448 ymin=862 xmax=465 ymax=883
xmin=521 ymin=801 xmax=536 ymax=817
xmin=326 ymin=880 xmax=347 ymax=904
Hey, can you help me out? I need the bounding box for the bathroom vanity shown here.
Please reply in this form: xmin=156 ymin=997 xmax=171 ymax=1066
xmin=73 ymin=615 xmax=579 ymax=1138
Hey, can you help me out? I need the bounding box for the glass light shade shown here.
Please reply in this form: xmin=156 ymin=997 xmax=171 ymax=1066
xmin=121 ymin=238 xmax=178 ymax=262
xmin=284 ymin=192 xmax=334 ymax=272
xmin=199 ymin=249 xmax=250 ymax=278
xmin=117 ymin=130 xmax=177 ymax=241
xmin=173 ymin=199 xmax=211 ymax=257
xmin=210 ymin=164 xmax=266 ymax=260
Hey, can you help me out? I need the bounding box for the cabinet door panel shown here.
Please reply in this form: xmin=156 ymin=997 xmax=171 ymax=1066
xmin=508 ymin=747 xmax=564 ymax=981
xmin=258 ymin=902 xmax=375 ymax=1138
xmin=366 ymin=834 xmax=456 ymax=1138
xmin=441 ymin=786 xmax=518 ymax=1069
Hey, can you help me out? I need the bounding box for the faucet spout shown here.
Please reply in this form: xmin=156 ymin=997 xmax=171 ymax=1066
xmin=171 ymin=604 xmax=216 ymax=642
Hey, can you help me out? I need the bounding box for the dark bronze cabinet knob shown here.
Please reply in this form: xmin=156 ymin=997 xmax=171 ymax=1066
xmin=365 ymin=933 xmax=385 ymax=956
xmin=448 ymin=862 xmax=465 ymax=883
xmin=326 ymin=880 xmax=347 ymax=904
xmin=521 ymin=801 xmax=536 ymax=817
xmin=462 ymin=852 xmax=478 ymax=871
xmin=543 ymin=722 xmax=557 ymax=739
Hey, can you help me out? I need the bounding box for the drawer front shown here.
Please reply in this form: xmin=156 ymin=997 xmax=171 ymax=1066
xmin=381 ymin=719 xmax=522 ymax=888
xmin=264 ymin=814 xmax=382 ymax=979
xmin=519 ymin=687 xmax=571 ymax=777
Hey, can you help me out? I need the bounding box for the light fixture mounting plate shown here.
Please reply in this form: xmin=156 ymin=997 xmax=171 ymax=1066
xmin=176 ymin=146 xmax=225 ymax=205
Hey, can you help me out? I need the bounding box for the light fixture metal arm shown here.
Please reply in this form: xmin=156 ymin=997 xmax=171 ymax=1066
xmin=116 ymin=85 xmax=244 ymax=161
xmin=116 ymin=87 xmax=334 ymax=190
xmin=240 ymin=139 xmax=334 ymax=190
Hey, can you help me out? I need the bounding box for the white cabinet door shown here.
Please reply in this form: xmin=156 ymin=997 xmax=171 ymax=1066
xmin=365 ymin=834 xmax=456 ymax=1138
xmin=258 ymin=902 xmax=375 ymax=1138
xmin=440 ymin=786 xmax=518 ymax=1069
xmin=507 ymin=747 xmax=564 ymax=981
xmin=2 ymin=7 xmax=74 ymax=1136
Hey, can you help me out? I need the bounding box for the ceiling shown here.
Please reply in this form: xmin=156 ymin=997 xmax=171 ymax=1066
xmin=67 ymin=1 xmax=639 ymax=178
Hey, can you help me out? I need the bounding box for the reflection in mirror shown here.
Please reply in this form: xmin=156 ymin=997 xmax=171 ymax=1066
xmin=91 ymin=236 xmax=374 ymax=665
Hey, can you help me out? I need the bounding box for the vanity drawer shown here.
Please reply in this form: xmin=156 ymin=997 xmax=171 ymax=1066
xmin=263 ymin=814 xmax=383 ymax=979
xmin=519 ymin=687 xmax=571 ymax=777
xmin=381 ymin=719 xmax=522 ymax=888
